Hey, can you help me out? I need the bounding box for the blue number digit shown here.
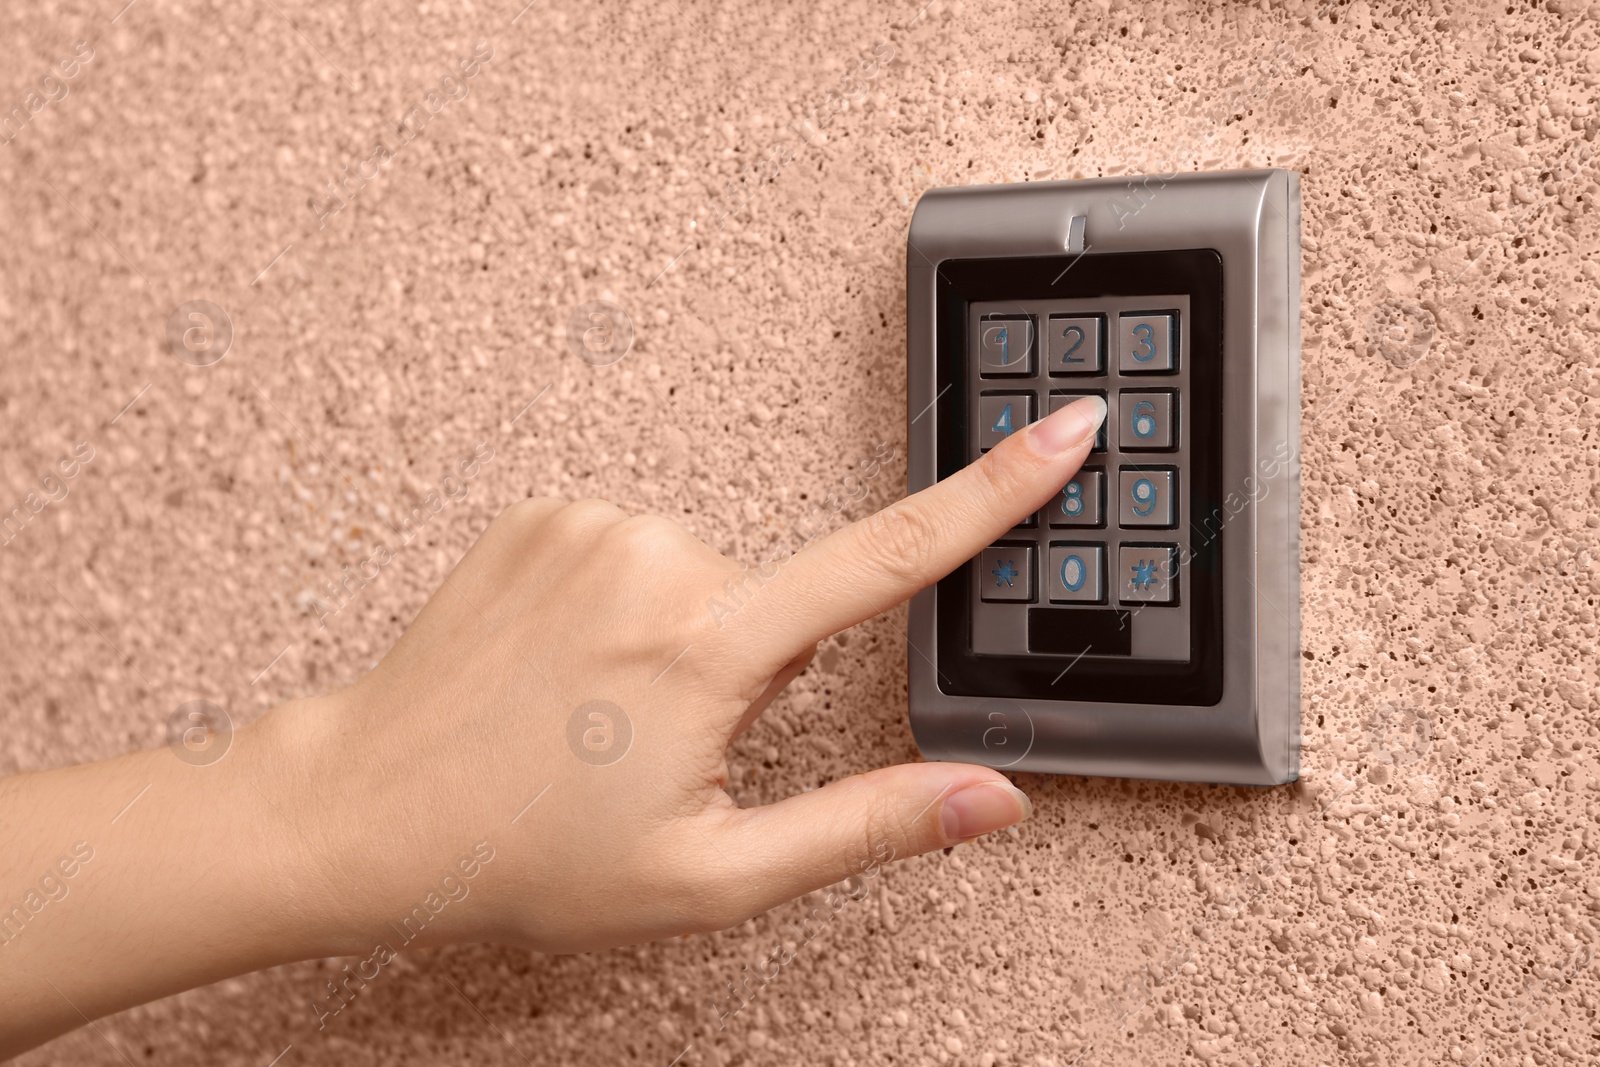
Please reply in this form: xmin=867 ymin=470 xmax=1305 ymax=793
xmin=1061 ymin=480 xmax=1084 ymax=517
xmin=992 ymin=403 xmax=1014 ymax=436
xmin=1131 ymin=477 xmax=1157 ymax=517
xmin=1132 ymin=401 xmax=1157 ymax=438
xmin=1060 ymin=325 xmax=1085 ymax=364
xmin=983 ymin=325 xmax=1011 ymax=365
xmin=1132 ymin=322 xmax=1155 ymax=362
xmin=1061 ymin=554 xmax=1086 ymax=593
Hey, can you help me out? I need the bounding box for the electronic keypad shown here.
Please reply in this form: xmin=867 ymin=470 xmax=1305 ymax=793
xmin=905 ymin=170 xmax=1301 ymax=785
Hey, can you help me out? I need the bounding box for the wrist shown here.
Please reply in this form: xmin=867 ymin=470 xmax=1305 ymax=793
xmin=242 ymin=691 xmax=380 ymax=959
xmin=250 ymin=687 xmax=494 ymax=958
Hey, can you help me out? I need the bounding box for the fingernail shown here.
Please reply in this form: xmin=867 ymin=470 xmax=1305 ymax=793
xmin=1028 ymin=395 xmax=1106 ymax=454
xmin=940 ymin=781 xmax=1033 ymax=843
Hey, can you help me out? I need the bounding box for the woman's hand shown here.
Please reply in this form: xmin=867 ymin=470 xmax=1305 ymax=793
xmin=0 ymin=394 xmax=1104 ymax=1055
xmin=275 ymin=394 xmax=1108 ymax=955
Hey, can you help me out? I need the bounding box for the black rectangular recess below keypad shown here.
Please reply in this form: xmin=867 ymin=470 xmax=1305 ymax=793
xmin=933 ymin=250 xmax=1225 ymax=707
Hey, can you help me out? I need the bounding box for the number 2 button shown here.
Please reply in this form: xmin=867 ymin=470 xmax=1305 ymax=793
xmin=1048 ymin=314 xmax=1104 ymax=374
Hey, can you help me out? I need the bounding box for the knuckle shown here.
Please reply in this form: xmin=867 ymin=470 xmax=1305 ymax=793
xmin=549 ymin=497 xmax=625 ymax=537
xmin=968 ymin=445 xmax=1035 ymax=506
xmin=860 ymin=792 xmax=921 ymax=860
xmin=693 ymin=884 xmax=756 ymax=934
xmin=861 ymin=502 xmax=940 ymax=585
xmin=498 ymin=497 xmax=564 ymax=531
xmin=658 ymin=841 xmax=752 ymax=933
xmin=606 ymin=513 xmax=682 ymax=554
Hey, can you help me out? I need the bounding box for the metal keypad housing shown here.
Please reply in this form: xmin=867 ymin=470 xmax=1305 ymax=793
xmin=905 ymin=170 xmax=1302 ymax=786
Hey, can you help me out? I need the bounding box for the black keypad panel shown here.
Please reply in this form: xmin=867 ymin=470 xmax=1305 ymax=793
xmin=967 ymin=295 xmax=1195 ymax=663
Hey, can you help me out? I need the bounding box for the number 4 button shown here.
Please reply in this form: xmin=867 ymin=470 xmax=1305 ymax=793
xmin=977 ymin=394 xmax=1034 ymax=452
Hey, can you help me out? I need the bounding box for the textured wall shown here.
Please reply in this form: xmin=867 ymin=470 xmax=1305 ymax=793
xmin=3 ymin=0 xmax=1599 ymax=1064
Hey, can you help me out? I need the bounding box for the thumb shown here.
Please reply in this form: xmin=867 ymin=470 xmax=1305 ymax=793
xmin=717 ymin=763 xmax=1031 ymax=911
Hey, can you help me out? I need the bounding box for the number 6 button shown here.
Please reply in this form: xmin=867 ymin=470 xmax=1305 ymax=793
xmin=1119 ymin=391 xmax=1176 ymax=451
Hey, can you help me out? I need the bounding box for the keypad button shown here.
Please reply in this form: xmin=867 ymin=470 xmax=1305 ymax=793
xmin=1049 ymin=391 xmax=1107 ymax=452
xmin=977 ymin=393 xmax=1034 ymax=451
xmin=1119 ymin=390 xmax=1177 ymax=451
xmin=1119 ymin=468 xmax=1177 ymax=527
xmin=978 ymin=316 xmax=1034 ymax=376
xmin=979 ymin=545 xmax=1034 ymax=602
xmin=1049 ymin=467 xmax=1104 ymax=527
xmin=1048 ymin=543 xmax=1105 ymax=603
xmin=1047 ymin=314 xmax=1105 ymax=374
xmin=1118 ymin=545 xmax=1178 ymax=605
xmin=1119 ymin=312 xmax=1177 ymax=373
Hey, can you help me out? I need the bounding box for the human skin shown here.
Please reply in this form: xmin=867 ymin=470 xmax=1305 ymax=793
xmin=0 ymin=395 xmax=1107 ymax=1058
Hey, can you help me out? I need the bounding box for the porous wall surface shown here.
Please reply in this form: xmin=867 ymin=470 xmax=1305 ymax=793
xmin=3 ymin=0 xmax=1599 ymax=1064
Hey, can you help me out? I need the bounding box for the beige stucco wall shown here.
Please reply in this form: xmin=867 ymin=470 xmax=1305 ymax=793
xmin=3 ymin=0 xmax=1597 ymax=1063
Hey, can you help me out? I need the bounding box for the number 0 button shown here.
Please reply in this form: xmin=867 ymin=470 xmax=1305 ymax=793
xmin=1119 ymin=312 xmax=1177 ymax=373
xmin=1049 ymin=544 xmax=1105 ymax=603
xmin=978 ymin=394 xmax=1034 ymax=452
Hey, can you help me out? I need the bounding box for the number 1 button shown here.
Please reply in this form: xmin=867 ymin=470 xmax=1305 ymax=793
xmin=978 ymin=316 xmax=1034 ymax=376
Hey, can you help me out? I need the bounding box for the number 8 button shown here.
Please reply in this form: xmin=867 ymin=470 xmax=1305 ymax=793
xmin=1049 ymin=467 xmax=1104 ymax=527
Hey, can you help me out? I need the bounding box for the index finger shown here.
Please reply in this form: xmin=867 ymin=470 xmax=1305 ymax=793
xmin=746 ymin=395 xmax=1107 ymax=654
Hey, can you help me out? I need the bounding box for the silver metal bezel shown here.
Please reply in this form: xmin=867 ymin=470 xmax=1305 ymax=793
xmin=905 ymin=170 xmax=1302 ymax=786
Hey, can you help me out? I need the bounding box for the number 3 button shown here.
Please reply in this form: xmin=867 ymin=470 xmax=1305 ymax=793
xmin=1119 ymin=312 xmax=1177 ymax=373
